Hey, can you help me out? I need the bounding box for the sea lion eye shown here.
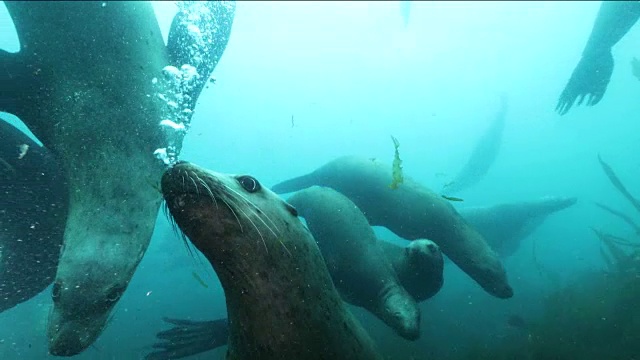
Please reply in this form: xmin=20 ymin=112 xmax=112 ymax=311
xmin=52 ymin=282 xmax=61 ymax=301
xmin=237 ymin=176 xmax=261 ymax=193
xmin=106 ymin=287 xmax=122 ymax=303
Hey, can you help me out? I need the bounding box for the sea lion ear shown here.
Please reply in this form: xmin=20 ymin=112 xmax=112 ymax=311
xmin=284 ymin=202 xmax=298 ymax=217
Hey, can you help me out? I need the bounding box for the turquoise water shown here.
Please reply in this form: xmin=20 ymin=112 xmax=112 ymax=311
xmin=1 ymin=1 xmax=640 ymax=359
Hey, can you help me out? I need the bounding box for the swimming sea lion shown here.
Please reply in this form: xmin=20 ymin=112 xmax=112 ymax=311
xmin=161 ymin=161 xmax=383 ymax=360
xmin=377 ymin=239 xmax=444 ymax=302
xmin=146 ymin=236 xmax=444 ymax=360
xmin=1 ymin=1 xmax=235 ymax=355
xmin=556 ymin=2 xmax=640 ymax=115
xmin=271 ymin=156 xmax=514 ymax=299
xmin=0 ymin=119 xmax=67 ymax=313
xmin=444 ymin=95 xmax=508 ymax=194
xmin=460 ymin=196 xmax=578 ymax=258
xmin=288 ymin=186 xmax=421 ymax=340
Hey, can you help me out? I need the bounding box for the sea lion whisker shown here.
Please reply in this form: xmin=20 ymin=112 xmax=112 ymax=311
xmin=188 ymin=175 xmax=200 ymax=195
xmin=224 ymin=186 xmax=280 ymax=237
xmin=232 ymin=194 xmax=280 ymax=240
xmin=218 ymin=195 xmax=244 ymax=234
xmin=163 ymin=201 xmax=196 ymax=258
xmin=224 ymin=195 xmax=269 ymax=253
xmin=231 ymin=193 xmax=279 ymax=237
xmin=194 ymin=174 xmax=218 ymax=209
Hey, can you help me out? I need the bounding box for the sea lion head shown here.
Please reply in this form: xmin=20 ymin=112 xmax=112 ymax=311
xmin=47 ymin=270 xmax=127 ymax=356
xmin=377 ymin=286 xmax=421 ymax=341
xmin=160 ymin=161 xmax=299 ymax=273
xmin=405 ymin=239 xmax=444 ymax=300
xmin=46 ymin=158 xmax=161 ymax=356
xmin=46 ymin=201 xmax=153 ymax=356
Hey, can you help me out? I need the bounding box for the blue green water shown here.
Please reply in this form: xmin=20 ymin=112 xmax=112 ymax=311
xmin=1 ymin=1 xmax=640 ymax=359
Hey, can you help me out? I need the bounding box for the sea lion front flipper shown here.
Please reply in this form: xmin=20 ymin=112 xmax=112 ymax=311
xmin=556 ymin=2 xmax=640 ymax=115
xmin=145 ymin=318 xmax=229 ymax=360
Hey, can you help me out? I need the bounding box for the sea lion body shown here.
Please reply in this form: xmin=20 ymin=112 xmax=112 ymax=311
xmin=0 ymin=119 xmax=67 ymax=313
xmin=272 ymin=156 xmax=513 ymax=299
xmin=288 ymin=186 xmax=421 ymax=340
xmin=161 ymin=162 xmax=382 ymax=360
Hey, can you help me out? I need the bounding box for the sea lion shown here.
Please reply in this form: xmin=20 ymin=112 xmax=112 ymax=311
xmin=1 ymin=1 xmax=235 ymax=355
xmin=444 ymin=95 xmax=508 ymax=194
xmin=460 ymin=196 xmax=578 ymax=258
xmin=377 ymin=238 xmax=444 ymax=302
xmin=161 ymin=161 xmax=383 ymax=360
xmin=271 ymin=156 xmax=514 ymax=299
xmin=556 ymin=2 xmax=640 ymax=115
xmin=0 ymin=118 xmax=67 ymax=313
xmin=287 ymin=186 xmax=421 ymax=341
xmin=145 ymin=236 xmax=444 ymax=360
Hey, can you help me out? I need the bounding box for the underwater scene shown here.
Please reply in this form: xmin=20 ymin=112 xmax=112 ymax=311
xmin=1 ymin=1 xmax=640 ymax=359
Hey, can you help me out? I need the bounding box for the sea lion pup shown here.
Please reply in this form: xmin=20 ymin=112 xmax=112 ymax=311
xmin=377 ymin=239 xmax=444 ymax=302
xmin=161 ymin=161 xmax=383 ymax=360
xmin=556 ymin=2 xmax=640 ymax=115
xmin=2 ymin=1 xmax=235 ymax=355
xmin=146 ymin=237 xmax=445 ymax=360
xmin=0 ymin=119 xmax=68 ymax=313
xmin=271 ymin=156 xmax=513 ymax=299
xmin=287 ymin=186 xmax=421 ymax=341
xmin=459 ymin=196 xmax=578 ymax=258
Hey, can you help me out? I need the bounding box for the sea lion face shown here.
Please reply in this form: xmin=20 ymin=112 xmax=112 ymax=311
xmin=47 ymin=274 xmax=126 ymax=356
xmin=161 ymin=161 xmax=299 ymax=265
xmin=379 ymin=291 xmax=421 ymax=341
xmin=46 ymin=230 xmax=146 ymax=356
xmin=406 ymin=240 xmax=445 ymax=299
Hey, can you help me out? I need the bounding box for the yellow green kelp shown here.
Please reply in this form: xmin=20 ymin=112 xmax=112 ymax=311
xmin=389 ymin=135 xmax=404 ymax=189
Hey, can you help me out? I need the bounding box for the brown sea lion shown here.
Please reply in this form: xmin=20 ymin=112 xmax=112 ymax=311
xmin=146 ymin=235 xmax=445 ymax=360
xmin=271 ymin=156 xmax=513 ymax=299
xmin=161 ymin=161 xmax=382 ymax=360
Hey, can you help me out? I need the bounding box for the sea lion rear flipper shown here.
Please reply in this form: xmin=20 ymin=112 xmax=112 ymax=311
xmin=556 ymin=2 xmax=640 ymax=115
xmin=145 ymin=317 xmax=229 ymax=360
